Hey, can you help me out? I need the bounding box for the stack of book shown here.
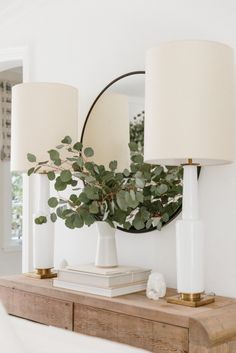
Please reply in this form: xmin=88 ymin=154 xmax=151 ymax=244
xmin=53 ymin=264 xmax=151 ymax=297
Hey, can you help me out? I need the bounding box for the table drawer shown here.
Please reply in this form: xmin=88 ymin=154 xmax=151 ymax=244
xmin=74 ymin=303 xmax=188 ymax=353
xmin=9 ymin=289 xmax=73 ymax=330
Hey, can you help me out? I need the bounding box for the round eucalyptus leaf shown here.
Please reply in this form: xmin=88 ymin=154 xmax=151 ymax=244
xmin=27 ymin=153 xmax=36 ymax=163
xmin=47 ymin=171 xmax=55 ymax=180
xmin=55 ymin=177 xmax=67 ymax=191
xmin=133 ymin=217 xmax=145 ymax=230
xmin=60 ymin=170 xmax=72 ymax=182
xmin=73 ymin=142 xmax=83 ymax=151
xmin=78 ymin=192 xmax=90 ymax=203
xmin=50 ymin=213 xmax=57 ymax=222
xmin=56 ymin=205 xmax=67 ymax=218
xmin=70 ymin=194 xmax=78 ymax=203
xmin=84 ymin=213 xmax=95 ymax=226
xmin=157 ymin=184 xmax=168 ymax=195
xmin=128 ymin=141 xmax=138 ymax=152
xmin=109 ymin=160 xmax=117 ymax=171
xmin=61 ymin=136 xmax=72 ymax=144
xmin=54 ymin=158 xmax=62 ymax=166
xmin=73 ymin=214 xmax=84 ymax=228
xmin=48 ymin=149 xmax=60 ymax=161
xmin=123 ymin=168 xmax=130 ymax=177
xmin=85 ymin=161 xmax=94 ymax=171
xmin=48 ymin=197 xmax=58 ymax=208
xmin=135 ymin=177 xmax=145 ymax=188
xmin=35 ymin=216 xmax=47 ymax=224
xmin=89 ymin=201 xmax=99 ymax=214
xmin=84 ymin=147 xmax=94 ymax=158
xmin=162 ymin=213 xmax=169 ymax=223
xmin=131 ymin=154 xmax=144 ymax=164
xmin=65 ymin=215 xmax=75 ymax=229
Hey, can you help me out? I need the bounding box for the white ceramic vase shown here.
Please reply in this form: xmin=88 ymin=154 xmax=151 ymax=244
xmin=95 ymin=221 xmax=118 ymax=268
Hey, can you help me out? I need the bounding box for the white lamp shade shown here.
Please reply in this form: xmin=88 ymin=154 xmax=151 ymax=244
xmin=11 ymin=82 xmax=78 ymax=172
xmin=82 ymin=92 xmax=130 ymax=171
xmin=144 ymin=40 xmax=235 ymax=166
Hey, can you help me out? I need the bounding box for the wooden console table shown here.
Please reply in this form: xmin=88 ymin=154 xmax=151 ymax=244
xmin=0 ymin=275 xmax=236 ymax=353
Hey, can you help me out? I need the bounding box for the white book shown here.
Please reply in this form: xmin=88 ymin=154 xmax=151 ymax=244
xmin=53 ymin=279 xmax=147 ymax=297
xmin=58 ymin=265 xmax=151 ymax=288
xmin=67 ymin=264 xmax=150 ymax=276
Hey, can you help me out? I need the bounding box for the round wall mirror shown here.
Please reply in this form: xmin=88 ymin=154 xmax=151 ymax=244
xmin=81 ymin=71 xmax=183 ymax=233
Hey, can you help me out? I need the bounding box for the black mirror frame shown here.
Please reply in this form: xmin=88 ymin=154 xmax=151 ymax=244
xmin=81 ymin=71 xmax=194 ymax=234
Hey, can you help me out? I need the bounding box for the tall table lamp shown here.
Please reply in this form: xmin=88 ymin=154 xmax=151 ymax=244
xmin=144 ymin=40 xmax=234 ymax=306
xmin=11 ymin=83 xmax=78 ymax=278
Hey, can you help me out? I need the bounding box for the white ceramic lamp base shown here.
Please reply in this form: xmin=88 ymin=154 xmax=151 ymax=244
xmin=33 ymin=220 xmax=54 ymax=269
xmin=176 ymin=219 xmax=204 ymax=294
xmin=25 ymin=174 xmax=56 ymax=279
xmin=167 ymin=165 xmax=214 ymax=306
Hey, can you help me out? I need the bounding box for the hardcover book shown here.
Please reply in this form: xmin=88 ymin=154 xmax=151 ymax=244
xmin=57 ymin=264 xmax=151 ymax=288
xmin=53 ymin=279 xmax=147 ymax=297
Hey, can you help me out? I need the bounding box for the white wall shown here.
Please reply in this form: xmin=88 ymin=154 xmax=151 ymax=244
xmin=0 ymin=0 xmax=236 ymax=295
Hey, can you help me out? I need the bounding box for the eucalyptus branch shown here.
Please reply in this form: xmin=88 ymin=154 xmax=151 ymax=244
xmin=27 ymin=136 xmax=183 ymax=231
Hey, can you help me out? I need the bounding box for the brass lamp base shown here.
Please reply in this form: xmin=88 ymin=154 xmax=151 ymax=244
xmin=167 ymin=292 xmax=215 ymax=307
xmin=25 ymin=268 xmax=57 ymax=279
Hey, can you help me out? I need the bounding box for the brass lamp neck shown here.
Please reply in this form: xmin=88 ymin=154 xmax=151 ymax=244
xmin=181 ymin=158 xmax=200 ymax=166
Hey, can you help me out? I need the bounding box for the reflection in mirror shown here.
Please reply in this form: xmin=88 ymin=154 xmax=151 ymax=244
xmin=82 ymin=73 xmax=145 ymax=171
xmin=81 ymin=72 xmax=183 ymax=233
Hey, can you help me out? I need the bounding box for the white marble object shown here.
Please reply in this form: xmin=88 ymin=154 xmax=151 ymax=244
xmin=146 ymin=272 xmax=166 ymax=300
